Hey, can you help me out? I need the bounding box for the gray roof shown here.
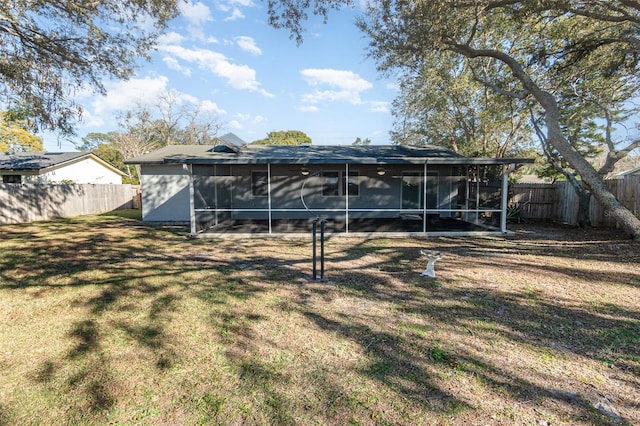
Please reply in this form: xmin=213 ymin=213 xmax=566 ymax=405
xmin=0 ymin=152 xmax=89 ymax=171
xmin=615 ymin=166 xmax=640 ymax=177
xmin=125 ymin=144 xmax=533 ymax=166
xmin=0 ymin=152 xmax=126 ymax=175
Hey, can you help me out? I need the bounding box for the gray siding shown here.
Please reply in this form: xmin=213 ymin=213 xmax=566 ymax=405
xmin=141 ymin=164 xmax=190 ymax=222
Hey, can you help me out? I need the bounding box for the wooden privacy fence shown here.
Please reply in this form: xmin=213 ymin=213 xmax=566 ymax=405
xmin=510 ymin=175 xmax=640 ymax=226
xmin=0 ymin=184 xmax=140 ymax=225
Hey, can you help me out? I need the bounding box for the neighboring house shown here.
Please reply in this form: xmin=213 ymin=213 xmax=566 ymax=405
xmin=0 ymin=152 xmax=125 ymax=184
xmin=614 ymin=166 xmax=640 ymax=179
xmin=126 ymin=133 xmax=533 ymax=236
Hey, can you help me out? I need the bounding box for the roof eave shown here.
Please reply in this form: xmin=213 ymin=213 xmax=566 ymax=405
xmin=155 ymin=157 xmax=535 ymax=166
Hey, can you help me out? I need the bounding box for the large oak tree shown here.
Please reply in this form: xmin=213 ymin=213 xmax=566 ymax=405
xmin=0 ymin=0 xmax=179 ymax=135
xmin=267 ymin=0 xmax=640 ymax=239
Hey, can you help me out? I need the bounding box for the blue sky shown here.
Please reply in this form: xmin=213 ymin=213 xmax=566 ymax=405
xmin=42 ymin=1 xmax=397 ymax=151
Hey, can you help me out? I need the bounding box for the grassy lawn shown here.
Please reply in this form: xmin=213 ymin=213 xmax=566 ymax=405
xmin=1 ymin=211 xmax=639 ymax=425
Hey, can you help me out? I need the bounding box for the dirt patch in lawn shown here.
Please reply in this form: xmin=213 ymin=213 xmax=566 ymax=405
xmin=0 ymin=213 xmax=638 ymax=425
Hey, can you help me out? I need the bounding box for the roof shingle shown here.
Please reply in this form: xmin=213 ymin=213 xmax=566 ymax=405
xmin=0 ymin=152 xmax=88 ymax=171
xmin=125 ymin=144 xmax=532 ymax=166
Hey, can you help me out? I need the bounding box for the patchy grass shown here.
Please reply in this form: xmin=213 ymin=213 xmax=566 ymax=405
xmin=1 ymin=213 xmax=639 ymax=425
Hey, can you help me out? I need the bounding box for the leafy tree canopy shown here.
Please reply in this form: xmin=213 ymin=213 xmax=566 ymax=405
xmin=0 ymin=108 xmax=43 ymax=152
xmin=389 ymin=51 xmax=533 ymax=158
xmin=252 ymin=130 xmax=312 ymax=145
xmin=352 ymin=137 xmax=371 ymax=145
xmin=265 ymin=0 xmax=640 ymax=238
xmin=0 ymin=0 xmax=179 ymax=135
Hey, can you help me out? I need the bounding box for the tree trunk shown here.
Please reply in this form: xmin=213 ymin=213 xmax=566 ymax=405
xmin=449 ymin=45 xmax=640 ymax=238
xmin=544 ymin=99 xmax=640 ymax=239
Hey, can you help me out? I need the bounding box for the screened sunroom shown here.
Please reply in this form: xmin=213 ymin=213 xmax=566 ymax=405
xmin=127 ymin=138 xmax=532 ymax=237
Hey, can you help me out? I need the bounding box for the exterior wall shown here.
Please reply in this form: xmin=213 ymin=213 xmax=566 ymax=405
xmin=141 ymin=164 xmax=190 ymax=222
xmin=1 ymin=172 xmax=33 ymax=184
xmin=20 ymin=157 xmax=123 ymax=184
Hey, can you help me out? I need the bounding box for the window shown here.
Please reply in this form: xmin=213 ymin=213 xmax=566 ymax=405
xmin=251 ymin=171 xmax=268 ymax=197
xmin=343 ymin=171 xmax=359 ymax=197
xmin=2 ymin=175 xmax=21 ymax=184
xmin=322 ymin=171 xmax=339 ymax=196
xmin=321 ymin=170 xmax=359 ymax=197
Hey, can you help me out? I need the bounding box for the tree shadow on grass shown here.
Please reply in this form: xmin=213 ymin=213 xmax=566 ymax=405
xmin=3 ymin=219 xmax=638 ymax=424
xmin=319 ymin=243 xmax=639 ymax=424
xmin=0 ymin=217 xmax=273 ymax=422
xmin=303 ymin=310 xmax=470 ymax=413
xmin=184 ymin=229 xmax=639 ymax=423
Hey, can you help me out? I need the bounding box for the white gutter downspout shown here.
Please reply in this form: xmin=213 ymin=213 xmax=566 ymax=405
xmin=345 ymin=163 xmax=349 ymax=234
xmin=501 ymin=164 xmax=516 ymax=233
xmin=183 ymin=164 xmax=196 ymax=236
xmin=423 ymin=162 xmax=428 ymax=233
xmin=268 ymin=163 xmax=272 ymax=234
xmin=213 ymin=165 xmax=218 ymax=226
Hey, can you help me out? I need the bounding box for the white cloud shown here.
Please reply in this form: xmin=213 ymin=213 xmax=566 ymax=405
xmin=159 ymin=45 xmax=274 ymax=97
xmin=369 ymin=101 xmax=389 ymax=113
xmin=228 ymin=119 xmax=243 ymax=130
xmin=302 ymin=90 xmax=357 ymax=104
xmin=180 ymin=1 xmax=213 ymax=26
xmin=157 ymin=31 xmax=186 ymax=46
xmin=199 ymin=100 xmax=227 ymax=115
xmin=228 ymin=113 xmax=266 ymax=130
xmin=250 ymin=115 xmax=266 ymax=126
xmin=235 ymin=36 xmax=262 ymax=55
xmin=80 ymin=76 xmax=227 ymax=128
xmin=299 ymin=105 xmax=319 ymax=112
xmin=85 ymin=76 xmax=171 ymax=127
xmin=219 ymin=0 xmax=254 ymax=20
xmin=179 ymin=1 xmax=214 ymax=40
xmin=176 ymin=93 xmax=227 ymax=115
xmin=300 ymin=69 xmax=373 ymax=105
xmin=224 ymin=8 xmax=245 ymax=21
xmin=301 ymin=69 xmax=373 ymax=91
xmin=230 ymin=0 xmax=255 ymax=6
xmin=162 ymin=57 xmax=192 ymax=76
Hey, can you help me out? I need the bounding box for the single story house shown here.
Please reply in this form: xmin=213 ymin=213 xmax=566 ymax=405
xmin=0 ymin=152 xmax=125 ymax=184
xmin=614 ymin=166 xmax=640 ymax=178
xmin=126 ymin=133 xmax=533 ymax=237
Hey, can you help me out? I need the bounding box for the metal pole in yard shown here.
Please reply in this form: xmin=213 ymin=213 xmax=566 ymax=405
xmin=501 ymin=164 xmax=515 ymax=233
xmin=320 ymin=219 xmax=325 ymax=281
xmin=312 ymin=218 xmax=318 ymax=281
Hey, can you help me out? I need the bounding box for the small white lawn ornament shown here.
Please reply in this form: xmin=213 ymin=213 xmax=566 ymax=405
xmin=420 ymin=250 xmax=443 ymax=278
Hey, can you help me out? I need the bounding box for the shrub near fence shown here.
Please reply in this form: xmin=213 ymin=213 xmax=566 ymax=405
xmin=509 ymin=183 xmax=557 ymax=221
xmin=510 ymin=175 xmax=640 ymax=227
xmin=0 ymin=184 xmax=138 ymax=225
